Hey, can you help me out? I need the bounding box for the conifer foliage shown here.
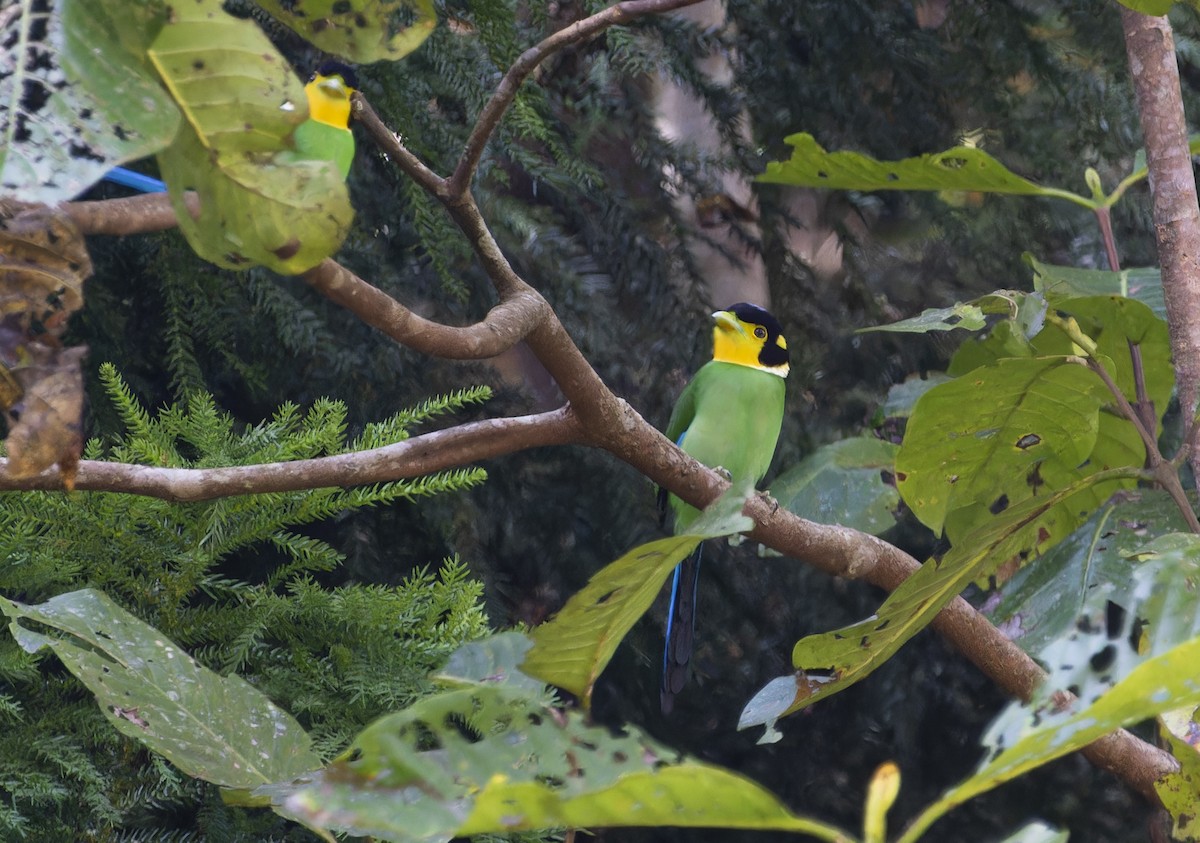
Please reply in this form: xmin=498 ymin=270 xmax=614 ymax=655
xmin=0 ymin=367 xmax=491 ymax=838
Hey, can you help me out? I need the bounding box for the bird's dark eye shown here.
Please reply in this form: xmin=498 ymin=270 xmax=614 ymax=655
xmin=753 ymin=326 xmax=767 ymax=340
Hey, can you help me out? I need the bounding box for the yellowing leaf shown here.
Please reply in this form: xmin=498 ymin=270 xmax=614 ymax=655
xmin=521 ymin=494 xmax=752 ymax=704
xmin=147 ymin=2 xmax=304 ymax=155
xmin=739 ymin=470 xmax=1138 ymax=740
xmin=257 ymin=0 xmax=437 ymax=64
xmin=159 ymin=131 xmax=353 ymax=274
xmin=1155 ymin=710 xmax=1200 ymax=841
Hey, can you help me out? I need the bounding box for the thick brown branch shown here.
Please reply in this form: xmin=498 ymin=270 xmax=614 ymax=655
xmin=448 ymin=0 xmax=706 ymax=197
xmin=302 ymin=258 xmax=546 ymax=358
xmin=64 ymin=193 xmax=185 ymax=235
xmin=0 ymin=409 xmax=582 ymax=500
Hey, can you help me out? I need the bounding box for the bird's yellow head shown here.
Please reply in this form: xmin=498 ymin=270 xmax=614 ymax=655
xmin=711 ymin=302 xmax=790 ymax=378
xmin=304 ymin=60 xmax=358 ymax=130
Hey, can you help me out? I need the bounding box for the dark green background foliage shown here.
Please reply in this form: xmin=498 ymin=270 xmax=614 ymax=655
xmin=6 ymin=0 xmax=1196 ymax=839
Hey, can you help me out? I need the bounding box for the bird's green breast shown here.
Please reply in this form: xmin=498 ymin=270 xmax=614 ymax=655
xmin=670 ymin=360 xmax=786 ymax=530
xmin=292 ymin=120 xmax=355 ymax=180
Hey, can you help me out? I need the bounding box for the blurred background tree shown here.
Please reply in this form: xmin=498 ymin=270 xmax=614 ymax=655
xmin=53 ymin=0 xmax=1200 ymax=838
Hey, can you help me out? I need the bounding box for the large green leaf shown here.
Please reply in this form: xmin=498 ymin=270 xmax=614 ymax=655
xmin=896 ymin=356 xmax=1109 ymax=537
xmin=158 ymin=129 xmax=354 ymax=274
xmin=521 ymin=495 xmax=753 ymax=704
xmin=269 ymin=682 xmax=852 ymax=842
xmin=1027 ymin=255 xmax=1166 ymax=320
xmin=1 ymin=0 xmax=178 ymax=202
xmin=895 ymin=633 xmax=1200 ymax=843
xmin=986 ymin=490 xmax=1191 ymax=656
xmin=146 ymin=0 xmax=354 ymax=273
xmin=759 ymin=134 xmax=1091 ymax=208
xmin=1029 ymin=296 xmax=1173 ymax=430
xmin=147 ymin=3 xmax=303 ymax=155
xmin=256 ymin=0 xmax=437 ymax=63
xmin=0 ymin=589 xmax=319 ymax=790
xmin=771 ymin=437 xmax=899 ymax=536
xmin=738 ymin=471 xmax=1135 ymax=741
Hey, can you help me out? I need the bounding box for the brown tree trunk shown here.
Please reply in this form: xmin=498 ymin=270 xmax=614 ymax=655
xmin=1121 ymin=8 xmax=1200 ymax=482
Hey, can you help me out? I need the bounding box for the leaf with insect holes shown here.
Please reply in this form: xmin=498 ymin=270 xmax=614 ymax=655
xmin=759 ymin=134 xmax=1090 ymax=208
xmin=261 ymin=676 xmax=851 ymax=842
xmin=1 ymin=589 xmax=319 ymax=790
xmin=739 ymin=470 xmax=1136 ymax=742
xmin=256 ymin=0 xmax=437 ymax=63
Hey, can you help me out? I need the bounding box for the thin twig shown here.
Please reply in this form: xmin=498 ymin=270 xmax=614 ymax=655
xmin=1128 ymin=340 xmax=1155 ymax=439
xmin=1094 ymin=206 xmax=1121 ymax=272
xmin=350 ymin=96 xmax=448 ymax=197
xmin=447 ymin=0 xmax=706 ymax=198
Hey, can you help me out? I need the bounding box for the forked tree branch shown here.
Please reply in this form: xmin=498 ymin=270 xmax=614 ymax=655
xmin=301 ymin=258 xmax=547 ymax=358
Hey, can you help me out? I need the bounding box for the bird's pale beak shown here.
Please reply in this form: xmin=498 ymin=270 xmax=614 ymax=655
xmin=711 ymin=310 xmax=744 ymax=336
xmin=317 ymin=76 xmax=350 ymax=99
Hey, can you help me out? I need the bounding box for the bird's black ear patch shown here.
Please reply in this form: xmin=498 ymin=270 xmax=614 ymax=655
xmin=315 ymin=60 xmax=359 ymax=90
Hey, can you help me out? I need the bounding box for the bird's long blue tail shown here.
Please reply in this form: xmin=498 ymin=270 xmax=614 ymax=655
xmin=101 ymin=166 xmax=166 ymax=194
xmin=661 ymin=543 xmax=702 ymax=714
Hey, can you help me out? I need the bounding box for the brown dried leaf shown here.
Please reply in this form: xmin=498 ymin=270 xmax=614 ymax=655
xmin=0 ymin=204 xmax=92 ymax=485
xmin=4 ymin=345 xmax=87 ymax=484
xmin=0 ymin=203 xmax=90 ymax=326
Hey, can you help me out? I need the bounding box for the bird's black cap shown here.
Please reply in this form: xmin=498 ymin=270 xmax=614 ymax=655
xmin=314 ymin=60 xmax=359 ymax=90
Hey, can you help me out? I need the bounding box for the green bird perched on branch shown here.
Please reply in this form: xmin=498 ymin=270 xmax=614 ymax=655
xmin=102 ymin=60 xmax=359 ymax=193
xmin=290 ymin=60 xmax=358 ymax=180
xmin=660 ymin=303 xmax=790 ymax=714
